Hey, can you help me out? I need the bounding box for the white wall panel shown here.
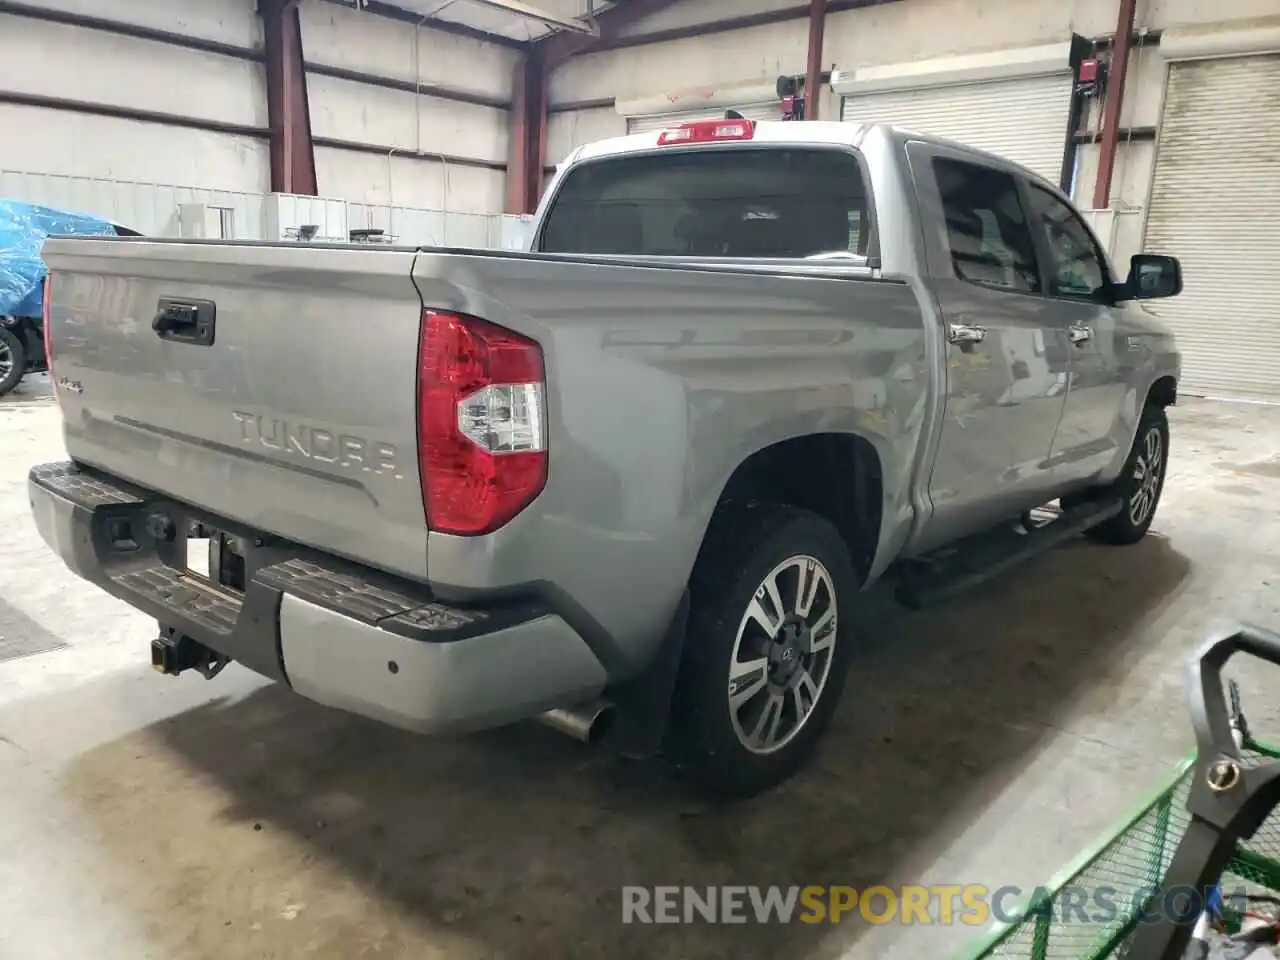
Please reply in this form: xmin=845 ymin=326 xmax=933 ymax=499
xmin=16 ymin=0 xmax=260 ymax=46
xmin=1145 ymin=0 xmax=1280 ymax=29
xmin=0 ymin=2 xmax=265 ymax=195
xmin=314 ymin=147 xmax=504 ymax=214
xmin=823 ymin=0 xmax=1112 ymax=67
xmin=0 ymin=166 xmax=517 ymax=249
xmin=344 ymin=203 xmax=503 ymax=249
xmin=0 ymin=15 xmax=266 ymax=128
xmin=0 ymin=169 xmax=268 ymax=238
xmin=546 ymin=107 xmax=626 ymax=165
xmin=299 ymin=0 xmax=515 ymax=212
xmin=550 ymin=20 xmax=806 ymax=104
xmin=299 ymin=0 xmax=516 ymax=101
xmin=306 ymin=74 xmax=506 ymax=163
xmin=614 ymin=0 xmax=800 ymax=37
xmin=0 ymin=104 xmax=269 ymax=194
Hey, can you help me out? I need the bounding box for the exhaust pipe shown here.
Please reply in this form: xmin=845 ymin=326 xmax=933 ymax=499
xmin=538 ymin=700 xmax=613 ymax=743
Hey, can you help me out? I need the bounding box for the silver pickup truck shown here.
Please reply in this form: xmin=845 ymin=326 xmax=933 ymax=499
xmin=30 ymin=120 xmax=1182 ymax=797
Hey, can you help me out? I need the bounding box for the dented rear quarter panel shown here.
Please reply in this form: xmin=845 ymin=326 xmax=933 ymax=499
xmin=411 ymin=251 xmax=930 ymax=676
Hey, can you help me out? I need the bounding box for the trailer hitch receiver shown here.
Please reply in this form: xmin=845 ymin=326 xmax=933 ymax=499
xmin=151 ymin=631 xmax=229 ymax=679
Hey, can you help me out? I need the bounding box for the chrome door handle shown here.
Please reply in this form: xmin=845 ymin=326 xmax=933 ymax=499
xmin=1069 ymin=324 xmax=1092 ymax=345
xmin=948 ymin=323 xmax=987 ymax=345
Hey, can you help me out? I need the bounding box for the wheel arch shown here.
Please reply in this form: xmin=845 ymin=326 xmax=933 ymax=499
xmin=706 ymin=431 xmax=885 ymax=584
xmin=1146 ymin=374 xmax=1177 ymax=408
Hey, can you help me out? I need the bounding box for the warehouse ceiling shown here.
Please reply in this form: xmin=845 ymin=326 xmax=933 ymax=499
xmin=326 ymin=0 xmax=615 ymax=41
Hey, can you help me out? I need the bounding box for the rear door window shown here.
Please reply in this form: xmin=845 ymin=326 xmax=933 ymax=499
xmin=931 ymin=157 xmax=1041 ymax=295
xmin=538 ymin=147 xmax=873 ymax=259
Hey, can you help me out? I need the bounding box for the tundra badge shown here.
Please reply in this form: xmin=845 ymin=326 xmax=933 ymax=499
xmin=231 ymin=410 xmax=402 ymax=479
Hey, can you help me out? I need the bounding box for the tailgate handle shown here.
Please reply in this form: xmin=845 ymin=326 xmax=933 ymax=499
xmin=153 ymin=298 xmax=215 ymax=346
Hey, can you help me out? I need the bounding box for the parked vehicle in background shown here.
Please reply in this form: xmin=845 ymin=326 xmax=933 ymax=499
xmin=0 ymin=199 xmax=137 ymax=395
xmin=0 ymin=313 xmax=47 ymax=395
xmin=29 ymin=121 xmax=1183 ymax=797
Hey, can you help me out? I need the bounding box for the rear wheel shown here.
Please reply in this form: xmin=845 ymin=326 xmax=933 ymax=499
xmin=1076 ymin=405 xmax=1170 ymax=546
xmin=667 ymin=503 xmax=858 ymax=799
xmin=0 ymin=327 xmax=26 ymax=396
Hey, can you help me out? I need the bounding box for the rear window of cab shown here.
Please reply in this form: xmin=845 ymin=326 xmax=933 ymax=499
xmin=538 ymin=147 xmax=873 ymax=260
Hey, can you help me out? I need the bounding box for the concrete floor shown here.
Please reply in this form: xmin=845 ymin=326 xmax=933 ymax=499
xmin=4 ymin=374 xmax=1280 ymax=960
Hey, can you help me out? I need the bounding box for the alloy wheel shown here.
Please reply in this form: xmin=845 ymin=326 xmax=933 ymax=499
xmin=1128 ymin=426 xmax=1164 ymax=527
xmin=727 ymin=555 xmax=839 ymax=755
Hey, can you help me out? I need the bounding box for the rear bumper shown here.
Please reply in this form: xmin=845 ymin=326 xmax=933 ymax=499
xmin=28 ymin=461 xmax=608 ymax=734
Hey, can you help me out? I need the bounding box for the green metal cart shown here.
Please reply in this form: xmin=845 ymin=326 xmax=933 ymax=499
xmin=963 ymin=624 xmax=1280 ymax=960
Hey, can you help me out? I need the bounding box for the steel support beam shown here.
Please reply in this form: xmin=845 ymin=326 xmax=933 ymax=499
xmin=505 ymin=0 xmax=682 ymax=212
xmin=506 ymin=49 xmax=548 ymax=214
xmin=804 ymin=0 xmax=827 ymax=119
xmin=1092 ymin=0 xmax=1137 ymax=209
xmin=261 ymin=0 xmax=318 ymax=195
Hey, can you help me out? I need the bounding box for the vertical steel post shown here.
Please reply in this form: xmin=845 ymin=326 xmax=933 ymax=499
xmin=1092 ymin=0 xmax=1137 ymax=209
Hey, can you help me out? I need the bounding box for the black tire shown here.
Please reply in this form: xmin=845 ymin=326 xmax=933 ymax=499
xmin=667 ymin=502 xmax=859 ymax=799
xmin=0 ymin=327 xmax=26 ymax=396
xmin=1081 ymin=405 xmax=1170 ymax=546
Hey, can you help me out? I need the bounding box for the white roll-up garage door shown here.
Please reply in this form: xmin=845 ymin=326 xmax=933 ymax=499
xmin=840 ymin=74 xmax=1073 ymax=182
xmin=626 ymin=102 xmax=780 ymax=135
xmin=1142 ymin=53 xmax=1280 ymax=402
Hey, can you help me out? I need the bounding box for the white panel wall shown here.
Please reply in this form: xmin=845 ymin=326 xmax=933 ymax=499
xmin=19 ymin=0 xmax=261 ymax=45
xmin=313 ymin=149 xmax=506 ymax=215
xmin=612 ymin=0 xmax=800 ymax=37
xmin=299 ymin=0 xmax=513 ymax=213
xmin=0 ymin=167 xmax=518 ymax=249
xmin=0 ymin=169 xmax=267 ymax=239
xmin=551 ymin=4 xmax=806 ymax=105
xmin=306 ymin=75 xmax=506 ymax=168
xmin=0 ymin=3 xmax=269 ymax=193
xmin=546 ymin=106 xmax=626 ymax=165
xmin=300 ymin=1 xmax=516 ymax=100
xmin=2 ymin=0 xmax=513 ymax=215
xmin=549 ymin=0 xmax=1280 ymax=265
xmin=0 ymin=106 xmax=267 ymax=193
xmin=0 ymin=15 xmax=264 ymax=128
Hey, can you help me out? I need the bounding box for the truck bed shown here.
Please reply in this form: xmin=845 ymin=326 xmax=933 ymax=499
xmin=42 ymin=236 xmax=926 ymax=613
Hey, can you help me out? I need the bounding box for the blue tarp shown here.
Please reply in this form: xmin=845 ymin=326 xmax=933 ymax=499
xmin=0 ymin=199 xmax=119 ymax=317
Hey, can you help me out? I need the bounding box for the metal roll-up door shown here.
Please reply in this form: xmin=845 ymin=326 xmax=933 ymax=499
xmin=626 ymin=101 xmax=780 ymax=135
xmin=841 ymin=74 xmax=1073 ymax=182
xmin=1142 ymin=53 xmax=1280 ymax=402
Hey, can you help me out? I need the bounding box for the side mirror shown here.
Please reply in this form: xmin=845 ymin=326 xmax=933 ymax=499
xmin=1123 ymin=253 xmax=1182 ymax=300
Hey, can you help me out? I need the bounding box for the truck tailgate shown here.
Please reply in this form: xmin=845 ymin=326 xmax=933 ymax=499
xmin=42 ymin=238 xmax=431 ymax=580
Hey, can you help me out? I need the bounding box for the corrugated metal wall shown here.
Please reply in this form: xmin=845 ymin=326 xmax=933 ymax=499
xmin=0 ymin=169 xmax=525 ymax=249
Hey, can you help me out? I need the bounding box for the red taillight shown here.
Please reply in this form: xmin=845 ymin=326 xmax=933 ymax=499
xmin=657 ymin=119 xmax=756 ymax=145
xmin=417 ymin=310 xmax=547 ymax=536
xmin=41 ymin=272 xmax=53 ymax=369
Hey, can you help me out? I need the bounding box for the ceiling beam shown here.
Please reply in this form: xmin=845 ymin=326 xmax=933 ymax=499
xmin=538 ymin=0 xmax=685 ymax=69
xmin=467 ymin=0 xmax=598 ymax=35
xmin=315 ymin=0 xmax=528 ymax=49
